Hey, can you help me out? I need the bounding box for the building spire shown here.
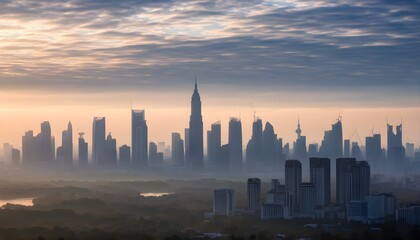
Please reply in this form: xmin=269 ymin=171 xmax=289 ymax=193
xmin=296 ymin=117 xmax=302 ymax=139
xmin=194 ymin=74 xmax=198 ymax=91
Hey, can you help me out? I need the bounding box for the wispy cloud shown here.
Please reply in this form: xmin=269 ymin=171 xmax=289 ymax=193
xmin=0 ymin=0 xmax=418 ymax=106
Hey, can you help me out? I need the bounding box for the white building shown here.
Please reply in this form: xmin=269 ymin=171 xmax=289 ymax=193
xmin=213 ymin=189 xmax=235 ymax=216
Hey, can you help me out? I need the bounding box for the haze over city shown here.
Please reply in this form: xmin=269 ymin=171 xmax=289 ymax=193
xmin=0 ymin=0 xmax=419 ymax=239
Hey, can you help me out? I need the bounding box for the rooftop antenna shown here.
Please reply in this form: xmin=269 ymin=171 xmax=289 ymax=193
xmin=337 ymin=110 xmax=343 ymax=122
xmin=252 ymin=103 xmax=256 ymax=121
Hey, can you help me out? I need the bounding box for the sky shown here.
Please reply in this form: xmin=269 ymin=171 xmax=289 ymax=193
xmin=0 ymin=0 xmax=419 ymax=152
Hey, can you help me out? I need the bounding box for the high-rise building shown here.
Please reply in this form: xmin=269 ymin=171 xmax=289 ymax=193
xmin=207 ymin=121 xmax=221 ymax=167
xmin=366 ymin=134 xmax=382 ymax=168
xmin=78 ymin=132 xmax=88 ymax=166
xmin=320 ymin=118 xmax=343 ymax=160
xmin=105 ymin=133 xmax=117 ymax=167
xmin=119 ymin=145 xmax=131 ymax=167
xmin=229 ymin=118 xmax=243 ymax=171
xmin=184 ymin=128 xmax=190 ymax=166
xmin=310 ymin=157 xmax=331 ymax=207
xmin=406 ymin=143 xmax=415 ymax=159
xmin=294 ymin=118 xmax=307 ymax=162
xmin=262 ymin=122 xmax=278 ymax=169
xmin=366 ymin=193 xmax=396 ymax=224
xmin=213 ymin=189 xmax=235 ymax=216
xmin=285 ymin=160 xmax=302 ymax=212
xmin=59 ymin=121 xmax=73 ymax=167
xmin=299 ymin=183 xmax=316 ymax=217
xmin=387 ymin=123 xmax=405 ymax=170
xmin=21 ymin=121 xmax=53 ymax=166
xmin=11 ymin=148 xmax=20 ymax=167
xmin=344 ymin=139 xmax=350 ymax=157
xmin=132 ymin=109 xmax=148 ymax=168
xmin=171 ymin=132 xmax=184 ymax=165
xmin=308 ymin=143 xmax=318 ymax=157
xmin=336 ymin=158 xmax=370 ymax=205
xmin=92 ymin=117 xmax=106 ymax=166
xmin=188 ymin=79 xmax=204 ymax=170
xmin=149 ymin=142 xmax=159 ymax=166
xmin=246 ymin=118 xmax=263 ymax=170
xmin=247 ymin=178 xmax=261 ymax=211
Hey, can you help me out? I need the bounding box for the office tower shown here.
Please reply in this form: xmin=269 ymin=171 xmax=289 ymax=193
xmin=51 ymin=136 xmax=55 ymax=161
xmin=11 ymin=148 xmax=20 ymax=167
xmin=271 ymin=179 xmax=280 ymax=191
xmin=246 ymin=118 xmax=263 ymax=170
xmin=171 ymin=132 xmax=184 ymax=165
xmin=247 ymin=178 xmax=261 ymax=211
xmin=277 ymin=138 xmax=285 ymax=164
xmin=213 ymin=189 xmax=235 ymax=216
xmin=40 ymin=121 xmax=52 ymax=162
xmin=184 ymin=128 xmax=190 ymax=166
xmin=351 ymin=161 xmax=370 ymax=201
xmin=308 ymin=143 xmax=318 ymax=157
xmin=92 ymin=117 xmax=106 ymax=166
xmin=119 ymin=145 xmax=131 ymax=167
xmin=132 ymin=109 xmax=148 ymax=167
xmin=294 ymin=118 xmax=307 ymax=161
xmin=188 ymin=79 xmax=204 ymax=170
xmin=262 ymin=122 xmax=278 ymax=169
xmin=336 ymin=158 xmax=370 ymax=205
xmin=21 ymin=121 xmax=53 ymax=166
xmin=310 ymin=157 xmax=331 ymax=207
xmin=229 ymin=117 xmax=243 ymax=170
xmin=285 ymin=160 xmax=302 ymax=212
xmin=299 ymin=183 xmax=316 ymax=217
xmin=347 ymin=200 xmax=368 ymax=222
xmin=320 ymin=118 xmax=343 ymax=159
xmin=105 ymin=133 xmax=117 ymax=167
xmin=344 ymin=139 xmax=350 ymax=157
xmin=149 ymin=142 xmax=159 ymax=165
xmin=387 ymin=123 xmax=405 ymax=170
xmin=207 ymin=121 xmax=221 ymax=167
xmin=366 ymin=134 xmax=382 ymax=167
xmin=351 ymin=142 xmax=362 ymax=160
xmin=406 ymin=143 xmax=415 ymax=159
xmin=59 ymin=121 xmax=73 ymax=167
xmin=78 ymin=132 xmax=88 ymax=166
xmin=283 ymin=143 xmax=290 ymax=159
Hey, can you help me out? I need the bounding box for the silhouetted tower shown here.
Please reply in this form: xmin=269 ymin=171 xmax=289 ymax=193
xmin=246 ymin=118 xmax=263 ymax=170
xmin=188 ymin=78 xmax=204 ymax=170
xmin=320 ymin=117 xmax=343 ymax=160
xmin=387 ymin=123 xmax=405 ymax=170
xmin=247 ymin=178 xmax=261 ymax=211
xmin=78 ymin=132 xmax=88 ymax=166
xmin=262 ymin=122 xmax=278 ymax=169
xmin=132 ymin=109 xmax=148 ymax=168
xmin=60 ymin=121 xmax=73 ymax=167
xmin=92 ymin=117 xmax=106 ymax=166
xmin=285 ymin=159 xmax=302 ymax=213
xmin=310 ymin=157 xmax=331 ymax=207
xmin=229 ymin=117 xmax=243 ymax=171
xmin=207 ymin=121 xmax=221 ymax=167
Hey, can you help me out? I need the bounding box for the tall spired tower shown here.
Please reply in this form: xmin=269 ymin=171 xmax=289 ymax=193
xmin=189 ymin=77 xmax=204 ymax=170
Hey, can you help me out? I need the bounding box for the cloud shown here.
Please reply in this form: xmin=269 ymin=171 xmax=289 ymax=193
xmin=0 ymin=0 xmax=418 ymax=106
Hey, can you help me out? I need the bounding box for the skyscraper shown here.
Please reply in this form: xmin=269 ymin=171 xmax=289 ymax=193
xmin=105 ymin=133 xmax=117 ymax=167
xmin=119 ymin=145 xmax=131 ymax=167
xmin=229 ymin=117 xmax=243 ymax=171
xmin=188 ymin=79 xmax=204 ymax=170
xmin=78 ymin=132 xmax=88 ymax=166
xmin=92 ymin=117 xmax=106 ymax=166
xmin=387 ymin=123 xmax=405 ymax=170
xmin=246 ymin=118 xmax=263 ymax=170
xmin=132 ymin=109 xmax=148 ymax=168
xmin=22 ymin=121 xmax=53 ymax=166
xmin=171 ymin=132 xmax=184 ymax=165
xmin=247 ymin=178 xmax=261 ymax=211
xmin=366 ymin=133 xmax=382 ymax=168
xmin=60 ymin=121 xmax=73 ymax=167
xmin=207 ymin=121 xmax=221 ymax=167
xmin=320 ymin=117 xmax=343 ymax=159
xmin=310 ymin=157 xmax=331 ymax=207
xmin=285 ymin=159 xmax=302 ymax=213
xmin=336 ymin=158 xmax=370 ymax=205
xmin=262 ymin=122 xmax=278 ymax=169
xmin=184 ymin=128 xmax=190 ymax=166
